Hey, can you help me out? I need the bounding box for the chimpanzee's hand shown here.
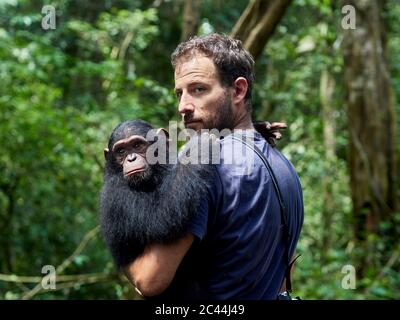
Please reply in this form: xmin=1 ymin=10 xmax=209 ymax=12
xmin=253 ymin=121 xmax=287 ymax=148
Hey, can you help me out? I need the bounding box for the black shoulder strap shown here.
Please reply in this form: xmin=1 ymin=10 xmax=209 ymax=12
xmin=231 ymin=134 xmax=294 ymax=293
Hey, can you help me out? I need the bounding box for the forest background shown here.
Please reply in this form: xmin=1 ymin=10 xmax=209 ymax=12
xmin=0 ymin=0 xmax=399 ymax=299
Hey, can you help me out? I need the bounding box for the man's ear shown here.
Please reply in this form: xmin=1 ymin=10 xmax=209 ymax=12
xmin=233 ymin=77 xmax=248 ymax=105
xmin=104 ymin=148 xmax=109 ymax=159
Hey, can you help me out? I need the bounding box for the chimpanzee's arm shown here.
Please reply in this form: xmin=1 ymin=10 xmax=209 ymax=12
xmin=123 ymin=233 xmax=195 ymax=297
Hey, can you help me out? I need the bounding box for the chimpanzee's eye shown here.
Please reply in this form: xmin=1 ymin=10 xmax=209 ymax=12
xmin=136 ymin=140 xmax=149 ymax=149
xmin=117 ymin=148 xmax=125 ymax=155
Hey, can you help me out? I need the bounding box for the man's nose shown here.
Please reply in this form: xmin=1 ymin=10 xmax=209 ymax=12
xmin=178 ymin=93 xmax=195 ymax=115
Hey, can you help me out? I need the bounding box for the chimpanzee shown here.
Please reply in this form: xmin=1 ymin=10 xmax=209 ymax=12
xmin=100 ymin=120 xmax=214 ymax=268
xmin=100 ymin=119 xmax=286 ymax=269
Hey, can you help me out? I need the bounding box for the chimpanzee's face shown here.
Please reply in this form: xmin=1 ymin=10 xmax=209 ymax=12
xmin=174 ymin=54 xmax=235 ymax=131
xmin=111 ymin=135 xmax=153 ymax=187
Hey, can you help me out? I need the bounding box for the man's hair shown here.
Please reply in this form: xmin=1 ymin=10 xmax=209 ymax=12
xmin=171 ymin=33 xmax=255 ymax=109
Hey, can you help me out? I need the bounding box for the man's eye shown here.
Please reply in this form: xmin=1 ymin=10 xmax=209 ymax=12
xmin=194 ymin=87 xmax=205 ymax=93
xmin=175 ymin=91 xmax=182 ymax=99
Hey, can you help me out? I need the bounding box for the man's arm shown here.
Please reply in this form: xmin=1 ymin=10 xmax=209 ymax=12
xmin=123 ymin=233 xmax=195 ymax=297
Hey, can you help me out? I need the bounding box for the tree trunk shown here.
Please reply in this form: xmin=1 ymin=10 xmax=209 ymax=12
xmin=0 ymin=180 xmax=18 ymax=273
xmin=230 ymin=0 xmax=292 ymax=61
xmin=320 ymin=69 xmax=336 ymax=254
xmin=181 ymin=0 xmax=203 ymax=41
xmin=342 ymin=0 xmax=398 ymax=270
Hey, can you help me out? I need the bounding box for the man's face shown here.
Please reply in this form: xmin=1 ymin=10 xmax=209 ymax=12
xmin=174 ymin=54 xmax=235 ymax=131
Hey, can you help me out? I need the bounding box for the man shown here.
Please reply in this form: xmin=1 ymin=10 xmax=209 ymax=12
xmin=124 ymin=33 xmax=304 ymax=300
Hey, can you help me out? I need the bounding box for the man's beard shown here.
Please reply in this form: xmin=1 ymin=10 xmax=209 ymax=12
xmin=203 ymin=91 xmax=235 ymax=131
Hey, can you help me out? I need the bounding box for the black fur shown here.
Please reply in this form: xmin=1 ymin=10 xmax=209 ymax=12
xmin=100 ymin=120 xmax=214 ymax=269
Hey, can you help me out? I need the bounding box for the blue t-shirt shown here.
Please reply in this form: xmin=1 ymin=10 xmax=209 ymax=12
xmin=160 ymin=131 xmax=304 ymax=300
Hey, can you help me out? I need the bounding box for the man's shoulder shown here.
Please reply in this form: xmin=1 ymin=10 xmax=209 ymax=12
xmin=218 ymin=130 xmax=266 ymax=158
xmin=214 ymin=131 xmax=269 ymax=181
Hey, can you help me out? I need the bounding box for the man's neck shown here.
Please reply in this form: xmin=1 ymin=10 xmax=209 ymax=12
xmin=233 ymin=113 xmax=254 ymax=131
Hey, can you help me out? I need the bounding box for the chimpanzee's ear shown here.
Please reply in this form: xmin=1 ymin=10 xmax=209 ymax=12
xmin=104 ymin=148 xmax=109 ymax=159
xmin=156 ymin=128 xmax=169 ymax=139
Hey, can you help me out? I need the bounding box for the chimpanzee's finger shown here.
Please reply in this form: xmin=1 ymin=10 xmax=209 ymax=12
xmin=268 ymin=137 xmax=276 ymax=148
xmin=273 ymin=132 xmax=282 ymax=140
xmin=270 ymin=122 xmax=287 ymax=130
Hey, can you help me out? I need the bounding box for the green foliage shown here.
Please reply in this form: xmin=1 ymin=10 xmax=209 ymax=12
xmin=0 ymin=0 xmax=167 ymax=299
xmin=263 ymin=0 xmax=400 ymax=299
xmin=0 ymin=0 xmax=399 ymax=300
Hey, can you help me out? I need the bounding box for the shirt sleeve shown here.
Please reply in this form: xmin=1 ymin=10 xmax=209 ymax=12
xmin=185 ymin=165 xmax=222 ymax=241
xmin=186 ymin=194 xmax=209 ymax=241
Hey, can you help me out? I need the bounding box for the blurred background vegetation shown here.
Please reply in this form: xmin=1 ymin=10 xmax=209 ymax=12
xmin=0 ymin=0 xmax=399 ymax=299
